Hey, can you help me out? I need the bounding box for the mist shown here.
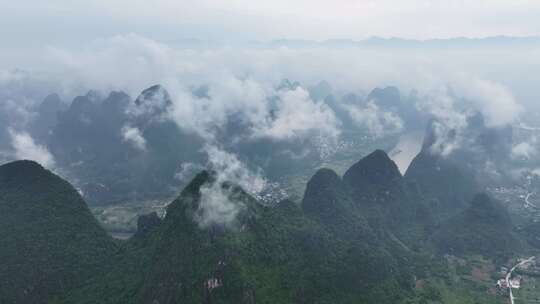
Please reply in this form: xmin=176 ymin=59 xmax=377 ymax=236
xmin=2 ymin=33 xmax=540 ymax=209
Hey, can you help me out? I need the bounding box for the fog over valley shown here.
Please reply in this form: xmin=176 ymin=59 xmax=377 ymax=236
xmin=2 ymin=35 xmax=539 ymax=199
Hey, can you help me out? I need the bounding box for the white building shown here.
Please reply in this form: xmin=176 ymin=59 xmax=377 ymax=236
xmin=509 ymin=277 xmax=521 ymax=289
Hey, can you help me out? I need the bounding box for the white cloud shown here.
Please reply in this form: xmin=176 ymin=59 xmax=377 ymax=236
xmin=414 ymin=89 xmax=469 ymax=157
xmin=43 ymin=34 xmax=178 ymax=97
xmin=204 ymin=144 xmax=267 ymax=195
xmin=195 ymin=181 xmax=245 ymax=229
xmin=9 ymin=129 xmax=55 ymax=168
xmin=512 ymin=134 xmax=539 ymax=160
xmin=450 ymin=76 xmax=522 ymax=127
xmin=344 ymin=101 xmax=403 ymax=138
xmin=252 ymin=87 xmax=340 ymax=140
xmin=412 ymin=79 xmax=522 ymax=158
xmin=428 ymin=120 xmax=463 ymax=157
xmin=175 ymin=162 xmax=204 ymax=182
xmin=0 ymin=34 xmax=534 ymax=153
xmin=0 ymin=99 xmax=34 ymax=130
xmin=512 ymin=141 xmax=537 ymax=159
xmin=167 ymin=76 xmax=270 ymax=140
xmin=121 ymin=125 xmax=146 ymax=151
xmin=44 ymin=35 xmax=339 ymax=142
xmin=194 ymin=144 xmax=267 ymax=229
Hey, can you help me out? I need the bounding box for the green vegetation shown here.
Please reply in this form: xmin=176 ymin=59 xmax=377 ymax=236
xmin=0 ymin=160 xmax=116 ymax=303
xmin=1 ymin=149 xmax=525 ymax=303
xmin=432 ymin=193 xmax=521 ymax=261
xmin=61 ymin=168 xmax=415 ymax=303
xmin=405 ymin=150 xmax=478 ymax=220
xmin=514 ymin=276 xmax=540 ymax=304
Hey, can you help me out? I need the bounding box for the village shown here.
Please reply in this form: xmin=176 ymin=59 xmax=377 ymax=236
xmin=495 ymin=257 xmax=538 ymax=304
xmin=497 ymin=274 xmax=521 ymax=290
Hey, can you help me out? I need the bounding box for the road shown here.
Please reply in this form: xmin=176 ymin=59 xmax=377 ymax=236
xmin=519 ymin=123 xmax=540 ymax=131
xmin=506 ymin=256 xmax=536 ymax=304
xmin=525 ymin=192 xmax=537 ymax=208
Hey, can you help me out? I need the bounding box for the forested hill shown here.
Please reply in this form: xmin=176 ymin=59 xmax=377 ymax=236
xmin=0 ymin=149 xmax=517 ymax=304
xmin=0 ymin=160 xmax=116 ymax=303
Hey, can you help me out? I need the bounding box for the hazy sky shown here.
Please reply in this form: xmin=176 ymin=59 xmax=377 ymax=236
xmin=1 ymin=0 xmax=539 ymax=116
xmin=2 ymin=0 xmax=540 ymax=172
xmin=2 ymin=0 xmax=540 ymax=47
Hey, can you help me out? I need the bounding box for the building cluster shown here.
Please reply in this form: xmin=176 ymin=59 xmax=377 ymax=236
xmin=205 ymin=277 xmax=222 ymax=291
xmin=205 ymin=260 xmax=227 ymax=291
xmin=496 ymin=276 xmax=522 ymax=290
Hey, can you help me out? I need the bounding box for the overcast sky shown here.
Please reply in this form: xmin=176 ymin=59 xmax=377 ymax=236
xmin=2 ymin=0 xmax=540 ymax=170
xmin=2 ymin=0 xmax=540 ymax=106
xmin=2 ymin=0 xmax=540 ymax=47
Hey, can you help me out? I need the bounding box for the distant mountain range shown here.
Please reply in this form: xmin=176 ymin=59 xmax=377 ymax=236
xmin=2 ymin=80 xmax=526 ymax=204
xmin=2 ymin=83 xmax=424 ymax=205
xmin=166 ymin=36 xmax=540 ymax=49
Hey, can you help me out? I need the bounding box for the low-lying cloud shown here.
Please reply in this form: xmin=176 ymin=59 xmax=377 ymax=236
xmin=1 ymin=34 xmax=532 ymax=144
xmin=9 ymin=129 xmax=55 ymax=168
xmin=1 ymin=33 xmax=539 ymax=226
xmin=121 ymin=125 xmax=147 ymax=151
xmin=252 ymin=87 xmax=340 ymax=140
xmin=194 ymin=144 xmax=267 ymax=228
xmin=344 ymin=101 xmax=403 ymax=137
